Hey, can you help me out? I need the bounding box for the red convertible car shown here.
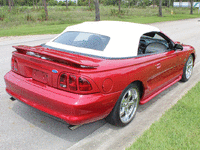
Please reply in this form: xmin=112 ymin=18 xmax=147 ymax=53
xmin=4 ymin=21 xmax=195 ymax=127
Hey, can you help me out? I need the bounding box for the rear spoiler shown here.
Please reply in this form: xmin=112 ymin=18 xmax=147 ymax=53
xmin=13 ymin=45 xmax=99 ymax=68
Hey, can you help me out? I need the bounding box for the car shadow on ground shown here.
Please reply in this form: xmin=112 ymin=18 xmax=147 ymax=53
xmin=11 ymin=99 xmax=106 ymax=143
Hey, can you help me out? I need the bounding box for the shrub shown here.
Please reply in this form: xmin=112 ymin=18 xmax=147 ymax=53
xmin=49 ymin=0 xmax=58 ymax=6
xmin=57 ymin=1 xmax=66 ymax=6
xmin=38 ymin=10 xmax=46 ymax=21
xmin=78 ymin=0 xmax=90 ymax=6
xmin=26 ymin=13 xmax=35 ymax=21
xmin=0 ymin=14 xmax=5 ymax=21
xmin=102 ymin=0 xmax=117 ymax=6
xmin=68 ymin=1 xmax=77 ymax=6
xmin=110 ymin=8 xmax=125 ymax=16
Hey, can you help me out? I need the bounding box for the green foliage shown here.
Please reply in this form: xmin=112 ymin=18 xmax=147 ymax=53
xmin=38 ymin=10 xmax=47 ymax=21
xmin=78 ymin=0 xmax=90 ymax=6
xmin=0 ymin=7 xmax=5 ymax=21
xmin=0 ymin=13 xmax=5 ymax=21
xmin=57 ymin=1 xmax=66 ymax=6
xmin=26 ymin=13 xmax=35 ymax=21
xmin=13 ymin=0 xmax=40 ymax=6
xmin=48 ymin=0 xmax=58 ymax=6
xmin=110 ymin=9 xmax=125 ymax=16
xmin=68 ymin=1 xmax=77 ymax=6
xmin=101 ymin=0 xmax=117 ymax=6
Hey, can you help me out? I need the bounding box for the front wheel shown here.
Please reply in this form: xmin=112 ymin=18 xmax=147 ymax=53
xmin=181 ymin=55 xmax=194 ymax=82
xmin=105 ymin=83 xmax=140 ymax=126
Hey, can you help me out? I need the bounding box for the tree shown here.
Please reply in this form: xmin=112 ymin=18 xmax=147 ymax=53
xmin=11 ymin=0 xmax=14 ymax=8
xmin=159 ymin=0 xmax=162 ymax=17
xmin=118 ymin=0 xmax=121 ymax=12
xmin=89 ymin=0 xmax=91 ymax=9
xmin=43 ymin=0 xmax=48 ymax=20
xmin=190 ymin=0 xmax=193 ymax=14
xmin=153 ymin=0 xmax=155 ymax=8
xmin=168 ymin=0 xmax=170 ymax=7
xmin=33 ymin=0 xmax=35 ymax=8
xmin=36 ymin=0 xmax=38 ymax=9
xmin=66 ymin=0 xmax=68 ymax=9
xmin=8 ymin=0 xmax=11 ymax=11
xmin=94 ymin=0 xmax=100 ymax=21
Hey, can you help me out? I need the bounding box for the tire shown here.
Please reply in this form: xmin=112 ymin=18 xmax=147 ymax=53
xmin=181 ymin=55 xmax=194 ymax=82
xmin=105 ymin=83 xmax=140 ymax=126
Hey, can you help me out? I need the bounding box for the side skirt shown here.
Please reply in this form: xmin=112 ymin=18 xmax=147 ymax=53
xmin=139 ymin=75 xmax=182 ymax=105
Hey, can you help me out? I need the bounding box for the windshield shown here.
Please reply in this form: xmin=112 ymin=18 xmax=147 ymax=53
xmin=53 ymin=31 xmax=110 ymax=51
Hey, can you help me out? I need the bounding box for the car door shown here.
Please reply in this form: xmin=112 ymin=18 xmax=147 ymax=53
xmin=144 ymin=52 xmax=177 ymax=94
xmin=140 ymin=32 xmax=179 ymax=95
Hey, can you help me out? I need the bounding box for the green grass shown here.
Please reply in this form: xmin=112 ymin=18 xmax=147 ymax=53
xmin=0 ymin=24 xmax=71 ymax=37
xmin=0 ymin=6 xmax=200 ymax=37
xmin=127 ymin=82 xmax=200 ymax=150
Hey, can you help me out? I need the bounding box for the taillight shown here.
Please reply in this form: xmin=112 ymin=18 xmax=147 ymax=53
xmin=14 ymin=60 xmax=18 ymax=71
xmin=12 ymin=57 xmax=18 ymax=72
xmin=60 ymin=74 xmax=67 ymax=88
xmin=79 ymin=77 xmax=92 ymax=91
xmin=69 ymin=75 xmax=77 ymax=91
xmin=58 ymin=73 xmax=97 ymax=93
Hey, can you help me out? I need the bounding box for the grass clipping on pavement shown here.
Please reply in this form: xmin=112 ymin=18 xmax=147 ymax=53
xmin=127 ymin=81 xmax=200 ymax=150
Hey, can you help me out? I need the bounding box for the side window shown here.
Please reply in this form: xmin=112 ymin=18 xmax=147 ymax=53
xmin=138 ymin=32 xmax=170 ymax=55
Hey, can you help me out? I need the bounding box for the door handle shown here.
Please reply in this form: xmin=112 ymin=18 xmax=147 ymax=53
xmin=156 ymin=63 xmax=161 ymax=69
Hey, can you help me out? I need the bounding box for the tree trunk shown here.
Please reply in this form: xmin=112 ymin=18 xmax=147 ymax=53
xmin=36 ymin=0 xmax=38 ymax=9
xmin=8 ymin=0 xmax=11 ymax=11
xmin=43 ymin=0 xmax=48 ymax=20
xmin=11 ymin=0 xmax=14 ymax=8
xmin=119 ymin=0 xmax=121 ymax=12
xmin=94 ymin=0 xmax=100 ymax=21
xmin=190 ymin=0 xmax=193 ymax=14
xmin=66 ymin=0 xmax=68 ymax=9
xmin=159 ymin=0 xmax=162 ymax=17
xmin=33 ymin=0 xmax=35 ymax=9
xmin=153 ymin=0 xmax=155 ymax=8
xmin=89 ymin=0 xmax=91 ymax=9
xmin=168 ymin=0 xmax=170 ymax=8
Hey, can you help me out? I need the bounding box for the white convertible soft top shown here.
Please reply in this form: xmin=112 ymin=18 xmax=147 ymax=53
xmin=45 ymin=21 xmax=160 ymax=58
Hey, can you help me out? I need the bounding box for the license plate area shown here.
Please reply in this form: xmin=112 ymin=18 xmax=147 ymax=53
xmin=32 ymin=69 xmax=48 ymax=84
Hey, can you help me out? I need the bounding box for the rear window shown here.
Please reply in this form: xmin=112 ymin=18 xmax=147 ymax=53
xmin=53 ymin=31 xmax=110 ymax=51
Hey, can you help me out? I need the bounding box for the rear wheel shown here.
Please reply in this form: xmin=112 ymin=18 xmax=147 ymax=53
xmin=181 ymin=55 xmax=193 ymax=82
xmin=106 ymin=83 xmax=140 ymax=126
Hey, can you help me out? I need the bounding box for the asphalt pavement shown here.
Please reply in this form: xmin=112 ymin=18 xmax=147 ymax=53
xmin=0 ymin=18 xmax=200 ymax=150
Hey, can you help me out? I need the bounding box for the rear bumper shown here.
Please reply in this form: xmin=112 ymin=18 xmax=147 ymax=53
xmin=4 ymin=71 xmax=121 ymax=125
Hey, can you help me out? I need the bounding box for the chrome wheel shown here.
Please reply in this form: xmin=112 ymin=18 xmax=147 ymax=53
xmin=119 ymin=87 xmax=139 ymax=124
xmin=185 ymin=56 xmax=193 ymax=80
xmin=105 ymin=83 xmax=140 ymax=126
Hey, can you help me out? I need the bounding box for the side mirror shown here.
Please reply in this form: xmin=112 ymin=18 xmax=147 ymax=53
xmin=174 ymin=44 xmax=183 ymax=50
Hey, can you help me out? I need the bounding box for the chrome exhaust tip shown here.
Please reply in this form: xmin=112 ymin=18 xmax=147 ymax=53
xmin=10 ymin=97 xmax=16 ymax=101
xmin=68 ymin=124 xmax=82 ymax=130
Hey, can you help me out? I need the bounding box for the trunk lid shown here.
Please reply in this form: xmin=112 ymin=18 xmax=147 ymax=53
xmin=12 ymin=45 xmax=103 ymax=88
